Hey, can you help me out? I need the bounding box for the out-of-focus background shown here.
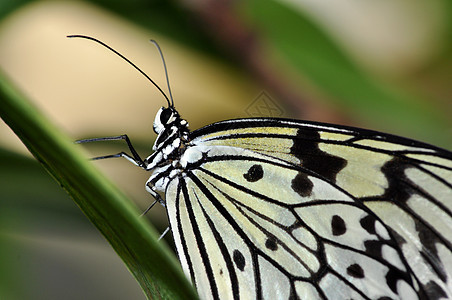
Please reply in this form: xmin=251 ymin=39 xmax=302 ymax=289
xmin=0 ymin=0 xmax=451 ymax=299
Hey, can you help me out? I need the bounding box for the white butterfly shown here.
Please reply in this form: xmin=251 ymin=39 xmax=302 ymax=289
xmin=72 ymin=35 xmax=452 ymax=300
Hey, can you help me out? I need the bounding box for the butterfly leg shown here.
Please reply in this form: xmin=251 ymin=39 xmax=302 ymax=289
xmin=140 ymin=199 xmax=158 ymax=216
xmin=158 ymin=227 xmax=170 ymax=240
xmin=76 ymin=134 xmax=145 ymax=168
xmin=144 ymin=168 xmax=171 ymax=207
xmin=145 ymin=181 xmax=166 ymax=207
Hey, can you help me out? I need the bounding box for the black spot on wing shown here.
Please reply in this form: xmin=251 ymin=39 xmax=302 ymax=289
xmin=290 ymin=128 xmax=346 ymax=183
xmin=265 ymin=237 xmax=278 ymax=251
xmin=233 ymin=250 xmax=246 ymax=271
xmin=360 ymin=215 xmax=376 ymax=235
xmin=377 ymin=157 xmax=412 ymax=204
xmin=331 ymin=215 xmax=346 ymax=236
xmin=291 ymin=172 xmax=313 ymax=197
xmin=363 ymin=240 xmax=383 ymax=258
xmin=385 ymin=268 xmax=413 ymax=294
xmin=243 ymin=164 xmax=264 ymax=182
xmin=347 ymin=264 xmax=365 ymax=278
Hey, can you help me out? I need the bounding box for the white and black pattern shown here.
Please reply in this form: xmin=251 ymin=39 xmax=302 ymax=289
xmin=72 ymin=35 xmax=452 ymax=300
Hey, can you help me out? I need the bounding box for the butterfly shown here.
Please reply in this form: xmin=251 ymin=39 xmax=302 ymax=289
xmin=70 ymin=35 xmax=452 ymax=299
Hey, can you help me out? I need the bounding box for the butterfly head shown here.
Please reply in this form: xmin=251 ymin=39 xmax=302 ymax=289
xmin=152 ymin=106 xmax=189 ymax=151
xmin=153 ymin=106 xmax=188 ymax=133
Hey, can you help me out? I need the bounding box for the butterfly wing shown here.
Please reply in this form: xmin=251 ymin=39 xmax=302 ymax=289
xmin=165 ymin=118 xmax=452 ymax=299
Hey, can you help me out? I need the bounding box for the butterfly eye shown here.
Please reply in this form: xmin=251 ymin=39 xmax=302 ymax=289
xmin=160 ymin=107 xmax=173 ymax=125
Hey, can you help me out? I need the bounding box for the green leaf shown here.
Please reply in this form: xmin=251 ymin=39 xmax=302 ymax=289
xmin=0 ymin=69 xmax=197 ymax=299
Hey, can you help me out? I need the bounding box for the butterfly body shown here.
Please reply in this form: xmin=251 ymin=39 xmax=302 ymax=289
xmin=146 ymin=107 xmax=452 ymax=299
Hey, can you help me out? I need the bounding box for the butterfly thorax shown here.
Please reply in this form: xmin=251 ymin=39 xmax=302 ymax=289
xmin=143 ymin=106 xmax=191 ymax=203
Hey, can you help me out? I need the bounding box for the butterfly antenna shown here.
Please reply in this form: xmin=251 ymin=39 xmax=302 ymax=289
xmin=150 ymin=40 xmax=174 ymax=108
xmin=67 ymin=34 xmax=172 ymax=108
